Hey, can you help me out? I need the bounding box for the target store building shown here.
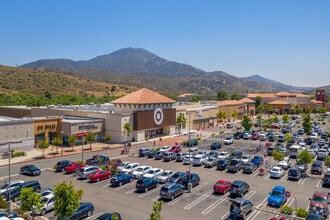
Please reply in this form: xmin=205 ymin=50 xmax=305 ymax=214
xmin=111 ymin=88 xmax=177 ymax=142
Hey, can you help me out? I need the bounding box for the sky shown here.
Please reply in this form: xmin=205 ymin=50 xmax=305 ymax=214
xmin=1 ymin=0 xmax=329 ymax=88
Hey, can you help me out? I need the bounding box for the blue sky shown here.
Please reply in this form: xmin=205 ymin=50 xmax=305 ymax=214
xmin=1 ymin=0 xmax=329 ymax=87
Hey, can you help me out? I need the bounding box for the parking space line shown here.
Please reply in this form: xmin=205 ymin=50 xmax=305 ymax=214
xmin=114 ymin=182 xmax=135 ymax=191
xmin=201 ymin=194 xmax=228 ymax=215
xmin=102 ymin=183 xmax=109 ymax=188
xmin=245 ymin=190 xmax=256 ymax=199
xmin=221 ymin=210 xmax=230 ymax=219
xmin=168 ymin=192 xmax=191 ymax=206
xmin=184 ymin=189 xmax=214 ymax=210
xmin=316 ymin=179 xmax=322 ymax=188
xmin=152 ymin=196 xmax=161 ymax=201
xmin=126 ymin=188 xmax=136 ymax=195
xmin=246 ymin=209 xmax=260 ymax=220
xmin=139 ymin=188 xmax=159 ymax=198
xmin=298 ymin=177 xmax=306 ymax=185
xmin=87 ymin=212 xmax=104 ymax=220
xmin=285 ymin=198 xmax=294 ymax=206
xmin=264 ymin=173 xmax=270 ymax=179
xmin=280 ymin=174 xmax=288 ymax=182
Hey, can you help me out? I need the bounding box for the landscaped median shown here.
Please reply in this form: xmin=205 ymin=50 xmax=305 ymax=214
xmin=256 ymin=203 xmax=307 ymax=220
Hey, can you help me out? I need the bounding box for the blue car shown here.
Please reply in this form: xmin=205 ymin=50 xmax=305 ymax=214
xmin=70 ymin=202 xmax=94 ymax=220
xmin=110 ymin=173 xmax=133 ymax=187
xmin=251 ymin=155 xmax=264 ymax=167
xmin=136 ymin=177 xmax=159 ymax=192
xmin=267 ymin=185 xmax=288 ymax=207
xmin=96 ymin=212 xmax=122 ymax=220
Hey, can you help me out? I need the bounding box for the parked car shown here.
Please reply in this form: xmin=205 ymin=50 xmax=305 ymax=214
xmin=267 ymin=185 xmax=288 ymax=207
xmin=5 ymin=180 xmax=41 ymax=202
xmin=229 ymin=180 xmax=249 ymax=197
xmin=204 ymin=157 xmax=219 ymax=168
xmin=70 ymin=202 xmax=94 ymax=220
xmin=36 ymin=188 xmax=53 ymax=197
xmin=77 ymin=166 xmax=100 ymax=179
xmin=20 ymin=165 xmax=41 ymax=176
xmin=242 ymin=162 xmax=258 ymax=174
xmin=192 ymin=155 xmax=208 ymax=166
xmin=65 ymin=162 xmax=86 ymax=174
xmin=183 ymin=155 xmax=194 ymax=165
xmin=159 ymin=182 xmax=185 ymax=201
xmin=143 ymin=168 xmax=163 ymax=178
xmin=168 ymin=172 xmax=188 ymax=184
xmin=121 ymin=162 xmax=140 ymax=174
xmin=277 ymin=157 xmax=291 ymax=170
xmin=96 ymin=213 xmax=122 ymax=220
xmin=33 ymin=194 xmax=55 ymax=216
xmin=131 ymin=165 xmax=152 ymax=179
xmin=116 ymin=161 xmax=131 ymax=173
xmin=186 ymin=139 xmax=198 ymax=147
xmin=317 ymin=149 xmax=328 ymax=160
xmin=224 ymin=137 xmax=234 ymax=145
xmin=154 ymin=151 xmax=165 ymax=160
xmin=234 ymin=131 xmax=244 ymax=139
xmin=228 ymin=198 xmax=253 ymax=219
xmin=138 ymin=148 xmax=151 ymax=157
xmin=322 ymin=168 xmax=330 ymax=187
xmin=169 ymin=146 xmax=182 ymax=153
xmin=110 ymin=173 xmax=133 ymax=187
xmin=159 ymin=146 xmax=172 ymax=152
xmin=0 ymin=180 xmax=24 ymax=197
xmin=270 ymin=166 xmax=285 ymax=179
xmin=175 ymin=152 xmax=188 ymax=162
xmin=217 ymin=159 xmax=228 ymax=170
xmin=311 ymin=160 xmax=323 ymax=175
xmin=218 ymin=151 xmax=230 ymax=160
xmin=295 ymin=160 xmax=308 ymax=173
xmin=55 ymin=160 xmax=72 ymax=172
xmin=207 ymin=151 xmax=219 ymax=159
xmin=241 ymin=154 xmax=251 ymax=163
xmin=267 ymin=146 xmax=275 ymax=156
xmin=227 ymin=159 xmax=243 ymax=173
xmin=162 ymin=152 xmax=176 ymax=161
xmin=146 ymin=149 xmax=158 ymax=158
xmin=136 ymin=177 xmax=159 ymax=192
xmin=210 ymin=142 xmax=222 ymax=150
xmin=181 ymin=173 xmax=200 ymax=189
xmin=106 ymin=158 xmax=122 ymax=170
xmin=155 ymin=170 xmax=175 ymax=184
xmin=309 ymin=190 xmax=330 ymax=219
xmin=279 ymin=148 xmax=289 ymax=156
xmin=305 ymin=213 xmax=323 ymax=220
xmin=288 ymin=167 xmax=303 ymax=180
xmin=88 ymin=170 xmax=112 ymax=182
xmin=86 ymin=154 xmax=109 ymax=166
xmin=251 ymin=155 xmax=264 ymax=167
xmin=230 ymin=150 xmax=243 ymax=160
xmin=213 ymin=179 xmax=232 ymax=194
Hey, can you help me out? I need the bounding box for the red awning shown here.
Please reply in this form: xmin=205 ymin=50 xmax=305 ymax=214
xmin=75 ymin=132 xmax=88 ymax=138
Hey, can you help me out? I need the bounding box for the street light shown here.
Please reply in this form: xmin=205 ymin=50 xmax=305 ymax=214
xmin=0 ymin=140 xmax=23 ymax=212
xmin=187 ymin=111 xmax=193 ymax=193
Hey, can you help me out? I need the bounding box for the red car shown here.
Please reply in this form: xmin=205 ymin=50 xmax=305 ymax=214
xmin=64 ymin=162 xmax=86 ymax=174
xmin=169 ymin=146 xmax=182 ymax=153
xmin=213 ymin=179 xmax=232 ymax=194
xmin=251 ymin=133 xmax=259 ymax=140
xmin=88 ymin=170 xmax=112 ymax=182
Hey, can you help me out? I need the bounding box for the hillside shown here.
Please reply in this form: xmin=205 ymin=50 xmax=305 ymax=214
xmin=0 ymin=65 xmax=137 ymax=97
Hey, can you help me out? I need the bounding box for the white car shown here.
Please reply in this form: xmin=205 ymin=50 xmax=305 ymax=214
xmin=0 ymin=180 xmax=24 ymax=196
xmin=116 ymin=161 xmax=131 ymax=173
xmin=218 ymin=151 xmax=230 ymax=160
xmin=224 ymin=137 xmax=234 ymax=145
xmin=183 ymin=155 xmax=194 ymax=165
xmin=277 ymin=157 xmax=291 ymax=170
xmin=143 ymin=168 xmax=163 ymax=178
xmin=196 ymin=150 xmax=208 ymax=156
xmin=192 ymin=155 xmax=208 ymax=166
xmin=33 ymin=194 xmax=55 ymax=215
xmin=155 ymin=170 xmax=175 ymax=183
xmin=270 ymin=166 xmax=285 ymax=178
xmin=241 ymin=154 xmax=251 ymax=163
xmin=121 ymin=162 xmax=140 ymax=174
xmin=131 ymin=165 xmax=152 ymax=179
xmin=159 ymin=146 xmax=172 ymax=152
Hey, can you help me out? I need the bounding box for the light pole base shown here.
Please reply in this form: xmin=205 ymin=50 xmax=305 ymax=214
xmin=187 ymin=182 xmax=193 ymax=193
xmin=8 ymin=200 xmax=12 ymax=212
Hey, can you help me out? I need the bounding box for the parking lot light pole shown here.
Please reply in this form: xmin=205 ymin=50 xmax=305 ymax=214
xmin=0 ymin=140 xmax=23 ymax=212
xmin=187 ymin=112 xmax=192 ymax=193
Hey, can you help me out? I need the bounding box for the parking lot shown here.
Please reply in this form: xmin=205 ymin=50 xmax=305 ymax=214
xmin=1 ymin=120 xmax=330 ymax=220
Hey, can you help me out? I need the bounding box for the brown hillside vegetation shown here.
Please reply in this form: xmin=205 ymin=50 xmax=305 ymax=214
xmin=0 ymin=65 xmax=138 ymax=97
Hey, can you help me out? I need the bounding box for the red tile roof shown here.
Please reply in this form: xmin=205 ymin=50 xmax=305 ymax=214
xmin=239 ymin=97 xmax=255 ymax=103
xmin=112 ymin=88 xmax=176 ymax=104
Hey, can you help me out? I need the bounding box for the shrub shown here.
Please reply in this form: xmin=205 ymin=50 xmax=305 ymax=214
xmin=0 ymin=195 xmax=7 ymax=208
xmin=296 ymin=207 xmax=308 ymax=217
xmin=109 ymin=168 xmax=118 ymax=175
xmin=13 ymin=207 xmax=29 ymax=219
xmin=76 ymin=160 xmax=84 ymax=164
xmin=99 ymin=165 xmax=107 ymax=171
xmin=12 ymin=151 xmax=25 ymax=157
xmin=195 ymin=137 xmax=201 ymax=141
xmin=280 ymin=205 xmax=293 ymax=215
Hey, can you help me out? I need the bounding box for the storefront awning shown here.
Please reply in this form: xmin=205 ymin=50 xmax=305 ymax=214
xmin=75 ymin=132 xmax=88 ymax=138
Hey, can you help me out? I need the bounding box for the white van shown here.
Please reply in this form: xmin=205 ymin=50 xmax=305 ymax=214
xmin=289 ymin=145 xmax=302 ymax=158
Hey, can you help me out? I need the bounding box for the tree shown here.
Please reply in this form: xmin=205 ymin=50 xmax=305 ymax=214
xmin=317 ymin=107 xmax=327 ymax=117
xmin=272 ymin=151 xmax=285 ymax=162
xmin=285 ymin=133 xmax=292 ymax=143
xmin=297 ymin=150 xmax=313 ymax=165
xmin=176 ymin=113 xmax=187 ymax=132
xmin=149 ymin=201 xmax=163 ymax=220
xmin=52 ymin=137 xmax=62 ymax=154
xmin=272 ymin=113 xmax=279 ymax=123
xmin=230 ymin=92 xmax=240 ymax=100
xmin=68 ymin=135 xmax=77 ymax=151
xmin=104 ymin=135 xmax=112 ymax=148
xmin=38 ymin=140 xmax=49 ymax=158
xmin=124 ymin=122 xmax=131 ymax=140
xmin=241 ymin=115 xmax=253 ymax=131
xmin=325 ymin=156 xmax=330 ymax=168
xmin=231 ymin=111 xmax=238 ymax=122
xmin=86 ymin=131 xmax=95 ymax=150
xmin=216 ymin=111 xmax=227 ymax=123
xmin=292 ymin=104 xmax=302 ymax=115
xmin=255 ymin=96 xmax=262 ymax=113
xmin=304 ymin=106 xmax=312 ymax=114
xmin=264 ymin=105 xmax=273 ymax=115
xmin=217 ymin=90 xmax=228 ymax=101
xmin=282 ymin=114 xmax=289 ymax=124
xmin=54 ymin=181 xmax=83 ymax=220
xmin=111 ymin=213 xmax=120 ymax=220
xmin=302 ymin=114 xmax=312 ymax=134
xmin=19 ymin=187 xmax=42 ymax=213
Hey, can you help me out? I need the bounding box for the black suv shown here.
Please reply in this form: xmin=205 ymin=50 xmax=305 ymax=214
xmin=6 ymin=180 xmax=41 ymax=201
xmin=227 ymin=159 xmax=243 ymax=173
xmin=55 ymin=160 xmax=72 ymax=172
xmin=322 ymin=169 xmax=330 ymax=187
xmin=181 ymin=174 xmax=200 ymax=189
xmin=311 ymin=160 xmax=323 ymax=175
xmin=230 ymin=180 xmax=249 ymax=197
xmin=168 ymin=172 xmax=188 ymax=184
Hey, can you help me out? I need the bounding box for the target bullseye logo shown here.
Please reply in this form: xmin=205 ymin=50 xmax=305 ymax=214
xmin=154 ymin=108 xmax=164 ymax=125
